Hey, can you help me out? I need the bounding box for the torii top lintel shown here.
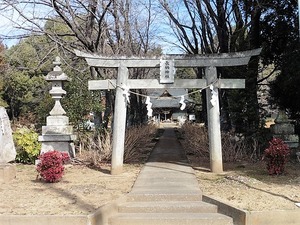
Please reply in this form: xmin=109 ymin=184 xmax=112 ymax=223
xmin=74 ymin=48 xmax=261 ymax=68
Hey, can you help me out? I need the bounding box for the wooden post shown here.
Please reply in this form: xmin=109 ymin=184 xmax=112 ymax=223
xmin=111 ymin=64 xmax=128 ymax=175
xmin=205 ymin=66 xmax=223 ymax=173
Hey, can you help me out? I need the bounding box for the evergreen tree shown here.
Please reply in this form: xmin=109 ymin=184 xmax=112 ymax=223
xmin=260 ymin=0 xmax=299 ymax=121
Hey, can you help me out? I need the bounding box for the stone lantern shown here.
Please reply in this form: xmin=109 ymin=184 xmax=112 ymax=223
xmin=38 ymin=57 xmax=76 ymax=157
xmin=270 ymin=110 xmax=299 ymax=148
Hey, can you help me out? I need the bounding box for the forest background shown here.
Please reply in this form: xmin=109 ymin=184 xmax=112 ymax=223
xmin=0 ymin=0 xmax=299 ymax=164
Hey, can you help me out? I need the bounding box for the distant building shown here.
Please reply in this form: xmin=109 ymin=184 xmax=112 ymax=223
xmin=147 ymin=89 xmax=194 ymax=123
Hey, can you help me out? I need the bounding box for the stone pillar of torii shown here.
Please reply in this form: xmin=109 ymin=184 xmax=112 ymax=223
xmin=75 ymin=49 xmax=261 ymax=175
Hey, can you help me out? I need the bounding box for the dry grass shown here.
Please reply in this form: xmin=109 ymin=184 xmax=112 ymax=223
xmin=124 ymin=124 xmax=157 ymax=162
xmin=179 ymin=123 xmax=262 ymax=162
xmin=221 ymin=131 xmax=248 ymax=162
xmin=77 ymin=129 xmax=112 ymax=164
xmin=179 ymin=123 xmax=209 ymax=158
xmin=76 ymin=124 xmax=157 ymax=165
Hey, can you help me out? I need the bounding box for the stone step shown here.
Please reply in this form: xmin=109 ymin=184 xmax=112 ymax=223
xmin=127 ymin=192 xmax=202 ymax=202
xmin=131 ymin=186 xmax=201 ymax=192
xmin=109 ymin=212 xmax=233 ymax=225
xmin=133 ymin=177 xmax=200 ymax=185
xmin=107 ymin=128 xmax=234 ymax=225
xmin=118 ymin=201 xmax=218 ymax=213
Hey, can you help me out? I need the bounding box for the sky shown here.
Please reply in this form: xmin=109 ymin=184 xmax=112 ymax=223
xmin=0 ymin=7 xmax=21 ymax=47
xmin=0 ymin=1 xmax=53 ymax=48
xmin=0 ymin=15 xmax=179 ymax=53
xmin=0 ymin=1 xmax=184 ymax=54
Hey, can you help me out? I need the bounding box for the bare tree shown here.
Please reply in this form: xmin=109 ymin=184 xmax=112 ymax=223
xmin=1 ymin=0 xmax=162 ymax=127
xmin=158 ymin=0 xmax=266 ymax=133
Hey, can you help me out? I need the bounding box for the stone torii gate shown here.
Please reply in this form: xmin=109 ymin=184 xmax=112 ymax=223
xmin=75 ymin=49 xmax=261 ymax=175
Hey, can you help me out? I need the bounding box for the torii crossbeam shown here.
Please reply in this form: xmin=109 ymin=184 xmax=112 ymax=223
xmin=75 ymin=49 xmax=261 ymax=175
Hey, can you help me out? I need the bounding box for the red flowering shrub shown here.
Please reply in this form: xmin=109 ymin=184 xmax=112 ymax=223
xmin=37 ymin=150 xmax=70 ymax=183
xmin=263 ymin=138 xmax=290 ymax=175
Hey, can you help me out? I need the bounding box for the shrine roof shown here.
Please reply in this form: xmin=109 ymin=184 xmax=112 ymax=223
xmin=147 ymin=88 xmax=193 ymax=108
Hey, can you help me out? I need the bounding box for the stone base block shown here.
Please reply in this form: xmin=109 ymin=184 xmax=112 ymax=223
xmin=46 ymin=116 xmax=69 ymax=126
xmin=42 ymin=125 xmax=73 ymax=135
xmin=0 ymin=164 xmax=16 ymax=183
xmin=273 ymin=134 xmax=299 ymax=148
xmin=270 ymin=123 xmax=295 ymax=134
xmin=40 ymin=137 xmax=76 ymax=158
xmin=39 ymin=134 xmax=76 ymax=142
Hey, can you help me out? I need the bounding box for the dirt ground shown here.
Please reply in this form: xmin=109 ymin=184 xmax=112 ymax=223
xmin=1 ymin=157 xmax=299 ymax=215
xmin=190 ymin=157 xmax=300 ymax=211
xmin=0 ymin=163 xmax=142 ymax=215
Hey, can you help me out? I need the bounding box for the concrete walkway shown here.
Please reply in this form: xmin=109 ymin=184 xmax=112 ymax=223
xmin=129 ymin=127 xmax=202 ymax=198
xmin=108 ymin=126 xmax=233 ymax=225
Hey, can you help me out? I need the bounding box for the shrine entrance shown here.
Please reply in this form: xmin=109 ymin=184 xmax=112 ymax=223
xmin=148 ymin=88 xmax=192 ymax=123
xmin=75 ymin=49 xmax=261 ymax=175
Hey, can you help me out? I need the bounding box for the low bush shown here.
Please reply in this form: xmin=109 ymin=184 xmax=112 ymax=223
xmin=77 ymin=129 xmax=112 ymax=164
xmin=263 ymin=137 xmax=290 ymax=175
xmin=179 ymin=123 xmax=267 ymax=162
xmin=77 ymin=124 xmax=157 ymax=165
xmin=221 ymin=131 xmax=247 ymax=162
xmin=13 ymin=126 xmax=41 ymax=164
xmin=179 ymin=123 xmax=209 ymax=158
xmin=37 ymin=150 xmax=70 ymax=183
xmin=124 ymin=124 xmax=157 ymax=163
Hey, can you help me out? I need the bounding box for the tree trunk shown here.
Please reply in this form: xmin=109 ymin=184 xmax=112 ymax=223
xmin=246 ymin=4 xmax=261 ymax=133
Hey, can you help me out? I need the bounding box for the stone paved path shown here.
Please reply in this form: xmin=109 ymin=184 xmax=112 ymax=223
xmin=108 ymin=125 xmax=233 ymax=225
